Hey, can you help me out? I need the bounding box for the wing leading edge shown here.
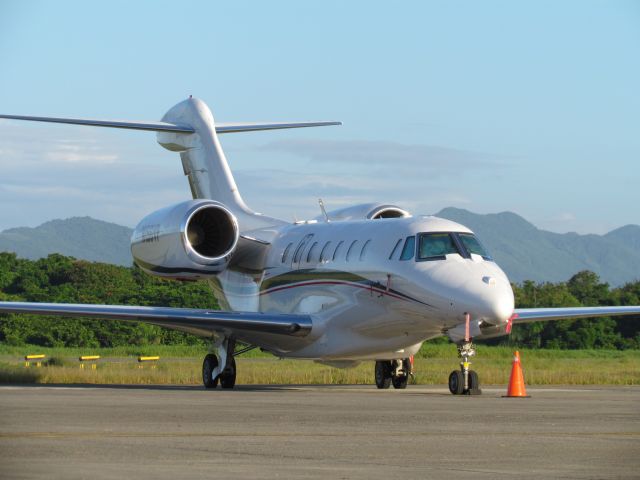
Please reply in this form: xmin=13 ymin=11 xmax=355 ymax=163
xmin=514 ymin=306 xmax=640 ymax=323
xmin=0 ymin=302 xmax=312 ymax=338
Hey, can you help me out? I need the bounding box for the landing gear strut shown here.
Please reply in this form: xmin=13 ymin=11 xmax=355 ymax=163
xmin=448 ymin=341 xmax=481 ymax=395
xmin=375 ymin=358 xmax=411 ymax=389
xmin=202 ymin=337 xmax=237 ymax=389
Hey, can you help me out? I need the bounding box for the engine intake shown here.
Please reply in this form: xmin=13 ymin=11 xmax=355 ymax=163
xmin=131 ymin=199 xmax=239 ymax=279
xmin=316 ymin=202 xmax=411 ymax=222
xmin=184 ymin=204 xmax=238 ymax=260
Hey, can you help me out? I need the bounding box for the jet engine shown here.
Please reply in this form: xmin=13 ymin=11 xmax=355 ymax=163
xmin=317 ymin=202 xmax=410 ymax=222
xmin=131 ymin=199 xmax=239 ymax=279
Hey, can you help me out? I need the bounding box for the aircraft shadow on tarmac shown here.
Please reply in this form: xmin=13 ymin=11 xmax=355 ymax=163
xmin=8 ymin=383 xmax=455 ymax=394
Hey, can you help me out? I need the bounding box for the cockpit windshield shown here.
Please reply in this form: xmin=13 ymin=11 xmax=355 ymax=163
xmin=418 ymin=233 xmax=460 ymax=260
xmin=457 ymin=233 xmax=492 ymax=260
xmin=415 ymin=232 xmax=493 ymax=261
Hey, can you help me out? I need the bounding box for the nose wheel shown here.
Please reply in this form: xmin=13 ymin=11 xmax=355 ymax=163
xmin=448 ymin=341 xmax=482 ymax=395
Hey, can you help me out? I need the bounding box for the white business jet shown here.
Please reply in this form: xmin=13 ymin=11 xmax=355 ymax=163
xmin=1 ymin=97 xmax=639 ymax=394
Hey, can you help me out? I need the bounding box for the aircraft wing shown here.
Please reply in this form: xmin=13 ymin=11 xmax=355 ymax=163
xmin=513 ymin=306 xmax=640 ymax=323
xmin=0 ymin=302 xmax=312 ymax=338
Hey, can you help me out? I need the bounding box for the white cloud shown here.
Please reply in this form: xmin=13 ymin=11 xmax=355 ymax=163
xmin=258 ymin=138 xmax=506 ymax=176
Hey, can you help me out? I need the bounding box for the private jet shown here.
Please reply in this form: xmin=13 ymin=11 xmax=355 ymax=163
xmin=1 ymin=97 xmax=639 ymax=395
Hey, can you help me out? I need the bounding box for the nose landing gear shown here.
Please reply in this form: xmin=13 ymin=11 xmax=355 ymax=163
xmin=375 ymin=358 xmax=412 ymax=389
xmin=448 ymin=341 xmax=481 ymax=395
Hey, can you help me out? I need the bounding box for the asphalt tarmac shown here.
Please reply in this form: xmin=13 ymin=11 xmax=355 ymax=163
xmin=0 ymin=384 xmax=638 ymax=479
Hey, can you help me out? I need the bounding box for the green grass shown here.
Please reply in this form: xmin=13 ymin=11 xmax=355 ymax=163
xmin=1 ymin=344 xmax=638 ymax=386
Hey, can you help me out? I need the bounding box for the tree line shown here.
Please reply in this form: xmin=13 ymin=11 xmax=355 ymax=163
xmin=0 ymin=253 xmax=638 ymax=349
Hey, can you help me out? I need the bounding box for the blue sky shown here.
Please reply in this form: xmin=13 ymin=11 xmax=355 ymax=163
xmin=0 ymin=1 xmax=638 ymax=234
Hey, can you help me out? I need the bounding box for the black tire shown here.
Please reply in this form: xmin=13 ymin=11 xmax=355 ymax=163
xmin=202 ymin=354 xmax=219 ymax=389
xmin=468 ymin=370 xmax=480 ymax=391
xmin=392 ymin=374 xmax=408 ymax=389
xmin=220 ymin=357 xmax=237 ymax=389
xmin=448 ymin=370 xmax=464 ymax=395
xmin=375 ymin=360 xmax=392 ymax=389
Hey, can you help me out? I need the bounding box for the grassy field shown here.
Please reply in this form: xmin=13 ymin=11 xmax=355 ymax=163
xmin=1 ymin=343 xmax=638 ymax=386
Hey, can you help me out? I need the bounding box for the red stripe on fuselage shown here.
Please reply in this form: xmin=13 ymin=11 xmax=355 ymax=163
xmin=260 ymin=280 xmax=407 ymax=302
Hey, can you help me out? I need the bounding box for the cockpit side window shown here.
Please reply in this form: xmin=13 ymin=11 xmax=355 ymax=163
xmin=399 ymin=236 xmax=415 ymax=261
xmin=457 ymin=233 xmax=492 ymax=260
xmin=418 ymin=233 xmax=460 ymax=261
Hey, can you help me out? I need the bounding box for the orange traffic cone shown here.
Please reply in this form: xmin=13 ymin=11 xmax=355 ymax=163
xmin=503 ymin=351 xmax=530 ymax=398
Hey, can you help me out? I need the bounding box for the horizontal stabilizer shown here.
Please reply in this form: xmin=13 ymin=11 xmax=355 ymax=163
xmin=215 ymin=121 xmax=341 ymax=133
xmin=0 ymin=114 xmax=195 ymax=133
xmin=0 ymin=115 xmax=341 ymax=134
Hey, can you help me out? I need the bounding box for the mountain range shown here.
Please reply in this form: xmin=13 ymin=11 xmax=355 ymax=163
xmin=436 ymin=208 xmax=640 ymax=286
xmin=0 ymin=217 xmax=133 ymax=267
xmin=0 ymin=211 xmax=639 ymax=286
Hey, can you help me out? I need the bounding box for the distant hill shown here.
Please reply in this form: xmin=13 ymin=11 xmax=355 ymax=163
xmin=0 ymin=217 xmax=133 ymax=266
xmin=436 ymin=208 xmax=640 ymax=286
xmin=1 ymin=212 xmax=639 ymax=285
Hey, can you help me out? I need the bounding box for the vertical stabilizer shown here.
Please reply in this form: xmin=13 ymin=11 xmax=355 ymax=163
xmin=156 ymin=97 xmax=280 ymax=230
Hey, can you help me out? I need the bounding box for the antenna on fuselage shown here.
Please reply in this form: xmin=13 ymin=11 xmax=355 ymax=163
xmin=318 ymin=198 xmax=330 ymax=222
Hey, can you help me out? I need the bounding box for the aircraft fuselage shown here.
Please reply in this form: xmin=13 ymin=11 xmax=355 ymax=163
xmin=210 ymin=214 xmax=514 ymax=361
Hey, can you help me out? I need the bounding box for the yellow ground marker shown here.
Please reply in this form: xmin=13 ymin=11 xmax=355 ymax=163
xmin=79 ymin=355 xmax=100 ymax=370
xmin=138 ymin=356 xmax=160 ymax=369
xmin=24 ymin=354 xmax=45 ymax=368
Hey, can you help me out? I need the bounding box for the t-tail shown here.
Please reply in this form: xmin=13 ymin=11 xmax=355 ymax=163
xmin=0 ymin=97 xmax=341 ymax=231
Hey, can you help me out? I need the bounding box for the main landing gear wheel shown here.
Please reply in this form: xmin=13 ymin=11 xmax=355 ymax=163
xmin=202 ymin=337 xmax=237 ymax=390
xmin=391 ymin=358 xmax=411 ymax=389
xmin=220 ymin=357 xmax=236 ymax=389
xmin=392 ymin=373 xmax=408 ymax=389
xmin=202 ymin=354 xmax=219 ymax=389
xmin=375 ymin=358 xmax=411 ymax=389
xmin=375 ymin=360 xmax=392 ymax=389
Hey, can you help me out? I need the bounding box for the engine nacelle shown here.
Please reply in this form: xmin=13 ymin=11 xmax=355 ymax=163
xmin=131 ymin=199 xmax=239 ymax=279
xmin=317 ymin=202 xmax=411 ymax=222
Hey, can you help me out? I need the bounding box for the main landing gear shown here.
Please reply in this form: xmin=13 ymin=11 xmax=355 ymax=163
xmin=448 ymin=341 xmax=481 ymax=395
xmin=375 ymin=358 xmax=413 ymax=389
xmin=202 ymin=337 xmax=237 ymax=389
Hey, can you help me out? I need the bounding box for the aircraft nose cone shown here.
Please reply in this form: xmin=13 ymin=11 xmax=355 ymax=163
xmin=480 ymin=282 xmax=514 ymax=325
xmin=487 ymin=289 xmax=515 ymax=324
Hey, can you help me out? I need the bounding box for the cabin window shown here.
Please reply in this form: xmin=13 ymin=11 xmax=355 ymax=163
xmin=360 ymin=239 xmax=371 ymax=261
xmin=389 ymin=239 xmax=402 ymax=260
xmin=306 ymin=242 xmax=319 ymax=263
xmin=418 ymin=233 xmax=460 ymax=260
xmin=346 ymin=240 xmax=359 ymax=262
xmin=281 ymin=242 xmax=293 ymax=263
xmin=457 ymin=233 xmax=492 ymax=260
xmin=399 ymin=236 xmax=415 ymax=261
xmin=332 ymin=241 xmax=345 ymax=261
xmin=319 ymin=241 xmax=332 ymax=263
xmin=293 ymin=234 xmax=314 ymax=263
